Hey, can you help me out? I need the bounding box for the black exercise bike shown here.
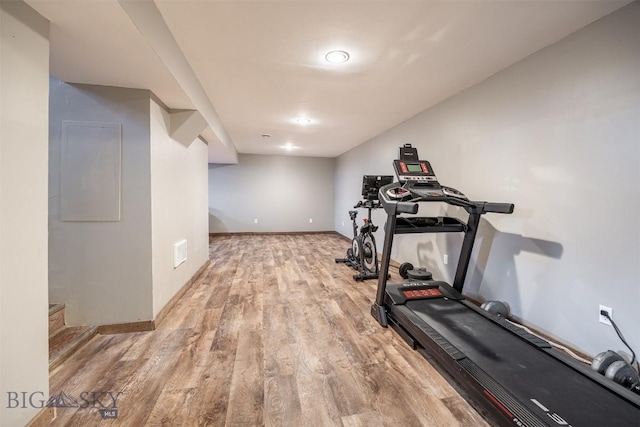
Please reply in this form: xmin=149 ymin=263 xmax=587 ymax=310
xmin=335 ymin=175 xmax=393 ymax=281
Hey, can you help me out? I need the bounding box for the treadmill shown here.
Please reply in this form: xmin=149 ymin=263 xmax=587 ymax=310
xmin=370 ymin=149 xmax=640 ymax=426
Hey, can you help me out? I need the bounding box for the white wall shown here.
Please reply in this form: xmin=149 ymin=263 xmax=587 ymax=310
xmin=209 ymin=154 xmax=335 ymax=233
xmin=49 ymin=80 xmax=154 ymax=326
xmin=150 ymin=100 xmax=209 ymax=317
xmin=335 ymin=3 xmax=640 ymax=357
xmin=0 ymin=1 xmax=50 ymax=425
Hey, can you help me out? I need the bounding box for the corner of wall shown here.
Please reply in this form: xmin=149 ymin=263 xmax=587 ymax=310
xmin=150 ymin=99 xmax=210 ymax=320
xmin=1 ymin=1 xmax=50 ymax=425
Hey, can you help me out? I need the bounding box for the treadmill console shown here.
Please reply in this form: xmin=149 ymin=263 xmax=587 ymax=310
xmin=389 ymin=152 xmax=468 ymax=201
xmin=393 ymin=159 xmax=439 ymax=185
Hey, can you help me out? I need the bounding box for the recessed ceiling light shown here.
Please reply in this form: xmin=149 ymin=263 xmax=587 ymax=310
xmin=295 ymin=118 xmax=311 ymax=125
xmin=325 ymin=50 xmax=350 ymax=64
xmin=281 ymin=143 xmax=297 ymax=151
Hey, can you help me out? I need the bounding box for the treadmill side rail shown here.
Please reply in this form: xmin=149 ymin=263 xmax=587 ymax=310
xmin=389 ymin=303 xmax=549 ymax=427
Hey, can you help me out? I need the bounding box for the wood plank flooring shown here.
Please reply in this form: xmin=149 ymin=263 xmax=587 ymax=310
xmin=47 ymin=233 xmax=492 ymax=426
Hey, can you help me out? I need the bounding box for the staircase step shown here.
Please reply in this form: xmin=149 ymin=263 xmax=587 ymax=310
xmin=49 ymin=325 xmax=98 ymax=371
xmin=49 ymin=303 xmax=66 ymax=338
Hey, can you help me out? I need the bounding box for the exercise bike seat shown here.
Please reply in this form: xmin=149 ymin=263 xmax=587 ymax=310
xmin=349 ymin=210 xmax=358 ymax=220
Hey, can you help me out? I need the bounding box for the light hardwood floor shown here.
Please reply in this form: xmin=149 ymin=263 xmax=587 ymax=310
xmin=47 ymin=233 xmax=492 ymax=426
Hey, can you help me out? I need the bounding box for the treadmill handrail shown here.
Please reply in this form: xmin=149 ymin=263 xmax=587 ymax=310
xmin=373 ymin=181 xmax=515 ymax=311
xmin=377 ymin=182 xmax=514 ymax=216
xmin=396 ymin=201 xmax=419 ymax=214
xmin=483 ymin=202 xmax=515 ymax=214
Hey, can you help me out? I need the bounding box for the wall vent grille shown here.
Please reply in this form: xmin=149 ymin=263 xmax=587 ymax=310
xmin=173 ymin=239 xmax=187 ymax=268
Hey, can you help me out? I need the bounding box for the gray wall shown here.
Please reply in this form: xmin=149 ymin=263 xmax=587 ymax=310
xmin=0 ymin=1 xmax=50 ymax=425
xmin=49 ymin=79 xmax=154 ymax=325
xmin=335 ymin=3 xmax=640 ymax=357
xmin=209 ymin=154 xmax=335 ymax=233
xmin=150 ymin=99 xmax=210 ymax=317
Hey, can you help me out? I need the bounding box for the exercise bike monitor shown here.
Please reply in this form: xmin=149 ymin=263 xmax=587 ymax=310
xmin=362 ymin=175 xmax=394 ymax=200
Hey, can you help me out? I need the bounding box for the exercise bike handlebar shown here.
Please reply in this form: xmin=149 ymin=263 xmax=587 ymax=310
xmin=354 ymin=200 xmax=382 ymax=209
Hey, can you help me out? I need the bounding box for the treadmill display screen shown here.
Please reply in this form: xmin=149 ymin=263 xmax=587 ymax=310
xmin=393 ymin=159 xmax=438 ymax=184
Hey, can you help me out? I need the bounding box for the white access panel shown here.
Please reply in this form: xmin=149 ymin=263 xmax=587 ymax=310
xmin=60 ymin=121 xmax=122 ymax=221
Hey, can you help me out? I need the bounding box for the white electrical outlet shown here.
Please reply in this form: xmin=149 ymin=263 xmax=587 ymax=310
xmin=254 ymin=218 xmax=258 ymax=224
xmin=309 ymin=218 xmax=313 ymax=223
xmin=443 ymin=254 xmax=448 ymax=265
xmin=599 ymin=305 xmax=612 ymax=325
xmin=342 ymin=221 xmax=345 ymax=226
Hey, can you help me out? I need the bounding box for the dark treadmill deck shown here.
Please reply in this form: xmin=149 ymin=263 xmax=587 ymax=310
xmin=390 ymin=298 xmax=640 ymax=427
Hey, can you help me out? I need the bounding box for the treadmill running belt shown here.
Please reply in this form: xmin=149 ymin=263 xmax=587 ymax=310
xmin=403 ymin=298 xmax=640 ymax=427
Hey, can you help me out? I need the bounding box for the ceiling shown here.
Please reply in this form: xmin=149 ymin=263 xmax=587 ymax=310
xmin=27 ymin=0 xmax=629 ymax=163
